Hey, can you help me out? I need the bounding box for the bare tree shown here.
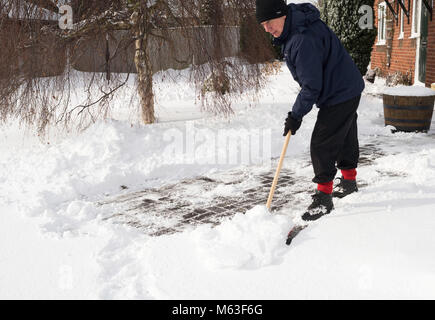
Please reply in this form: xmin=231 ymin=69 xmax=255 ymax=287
xmin=0 ymin=0 xmax=275 ymax=133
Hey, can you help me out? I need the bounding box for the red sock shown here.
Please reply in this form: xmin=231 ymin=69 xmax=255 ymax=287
xmin=341 ymin=169 xmax=357 ymax=181
xmin=317 ymin=181 xmax=333 ymax=194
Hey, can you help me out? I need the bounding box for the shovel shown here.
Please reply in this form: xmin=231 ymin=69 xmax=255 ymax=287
xmin=265 ymin=131 xmax=307 ymax=245
xmin=266 ymin=131 xmax=292 ymax=211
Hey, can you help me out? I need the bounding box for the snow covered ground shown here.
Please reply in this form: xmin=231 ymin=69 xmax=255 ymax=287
xmin=1 ymin=64 xmax=435 ymax=300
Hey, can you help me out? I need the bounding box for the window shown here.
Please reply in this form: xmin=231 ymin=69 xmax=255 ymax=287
xmin=398 ymin=8 xmax=405 ymax=39
xmin=411 ymin=0 xmax=421 ymax=37
xmin=377 ymin=2 xmax=387 ymax=45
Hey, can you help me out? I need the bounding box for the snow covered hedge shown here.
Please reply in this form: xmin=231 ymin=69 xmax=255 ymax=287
xmin=320 ymin=0 xmax=377 ymax=76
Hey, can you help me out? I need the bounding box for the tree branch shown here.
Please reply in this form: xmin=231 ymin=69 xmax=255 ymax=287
xmin=24 ymin=0 xmax=59 ymax=13
xmin=42 ymin=6 xmax=133 ymax=40
xmin=59 ymin=74 xmax=130 ymax=122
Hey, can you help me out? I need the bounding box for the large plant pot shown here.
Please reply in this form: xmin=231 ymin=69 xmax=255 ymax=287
xmin=382 ymin=87 xmax=435 ymax=132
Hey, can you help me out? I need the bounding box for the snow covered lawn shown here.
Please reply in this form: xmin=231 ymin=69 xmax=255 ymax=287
xmin=1 ymin=65 xmax=435 ymax=299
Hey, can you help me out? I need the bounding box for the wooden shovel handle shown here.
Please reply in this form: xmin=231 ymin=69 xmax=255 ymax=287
xmin=266 ymin=131 xmax=292 ymax=210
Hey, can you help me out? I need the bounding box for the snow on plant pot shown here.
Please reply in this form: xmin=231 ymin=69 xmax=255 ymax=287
xmin=382 ymin=86 xmax=435 ymax=133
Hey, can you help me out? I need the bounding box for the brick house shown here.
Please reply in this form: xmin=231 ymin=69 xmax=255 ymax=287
xmin=371 ymin=0 xmax=434 ymax=87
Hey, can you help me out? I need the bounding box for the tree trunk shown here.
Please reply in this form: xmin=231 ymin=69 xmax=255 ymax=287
xmin=133 ymin=13 xmax=155 ymax=124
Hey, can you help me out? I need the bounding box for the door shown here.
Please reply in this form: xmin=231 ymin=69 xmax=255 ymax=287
xmin=418 ymin=2 xmax=429 ymax=83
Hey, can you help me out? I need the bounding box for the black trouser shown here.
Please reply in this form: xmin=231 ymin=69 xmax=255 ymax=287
xmin=311 ymin=95 xmax=361 ymax=184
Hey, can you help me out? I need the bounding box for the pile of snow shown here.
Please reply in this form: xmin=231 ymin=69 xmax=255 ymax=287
xmin=193 ymin=206 xmax=290 ymax=269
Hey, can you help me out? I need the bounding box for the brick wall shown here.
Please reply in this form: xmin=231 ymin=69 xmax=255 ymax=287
xmin=426 ymin=11 xmax=435 ymax=87
xmin=371 ymin=0 xmax=418 ymax=83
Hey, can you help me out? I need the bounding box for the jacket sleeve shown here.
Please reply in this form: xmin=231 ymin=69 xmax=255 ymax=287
xmin=289 ymin=35 xmax=323 ymax=120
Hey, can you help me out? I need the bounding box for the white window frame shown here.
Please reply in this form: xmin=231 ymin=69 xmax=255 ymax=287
xmin=410 ymin=0 xmax=422 ymax=38
xmin=377 ymin=2 xmax=387 ymax=45
xmin=398 ymin=8 xmax=405 ymax=39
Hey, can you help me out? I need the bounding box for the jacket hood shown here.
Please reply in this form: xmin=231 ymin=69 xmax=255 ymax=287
xmin=291 ymin=3 xmax=321 ymax=30
xmin=274 ymin=3 xmax=320 ymax=45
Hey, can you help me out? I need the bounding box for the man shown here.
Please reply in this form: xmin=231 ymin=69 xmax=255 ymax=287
xmin=256 ymin=0 xmax=365 ymax=221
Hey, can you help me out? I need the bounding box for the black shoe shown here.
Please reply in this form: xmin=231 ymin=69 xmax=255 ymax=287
xmin=332 ymin=177 xmax=358 ymax=198
xmin=301 ymin=190 xmax=334 ymax=221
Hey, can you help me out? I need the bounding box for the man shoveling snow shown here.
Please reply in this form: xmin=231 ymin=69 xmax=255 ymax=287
xmin=256 ymin=0 xmax=365 ymax=221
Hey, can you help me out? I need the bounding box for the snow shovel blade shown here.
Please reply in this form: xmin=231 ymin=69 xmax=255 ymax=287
xmin=285 ymin=224 xmax=307 ymax=246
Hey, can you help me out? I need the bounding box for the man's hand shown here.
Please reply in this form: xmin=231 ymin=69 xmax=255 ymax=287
xmin=283 ymin=112 xmax=302 ymax=136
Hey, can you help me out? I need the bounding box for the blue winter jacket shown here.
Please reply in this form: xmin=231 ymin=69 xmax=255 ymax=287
xmin=274 ymin=3 xmax=365 ymax=120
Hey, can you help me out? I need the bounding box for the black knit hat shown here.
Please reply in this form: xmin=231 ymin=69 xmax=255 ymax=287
xmin=256 ymin=0 xmax=288 ymax=24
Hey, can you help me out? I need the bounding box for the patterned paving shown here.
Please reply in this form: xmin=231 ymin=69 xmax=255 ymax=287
xmin=99 ymin=143 xmax=386 ymax=236
xmin=99 ymin=169 xmax=297 ymax=236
